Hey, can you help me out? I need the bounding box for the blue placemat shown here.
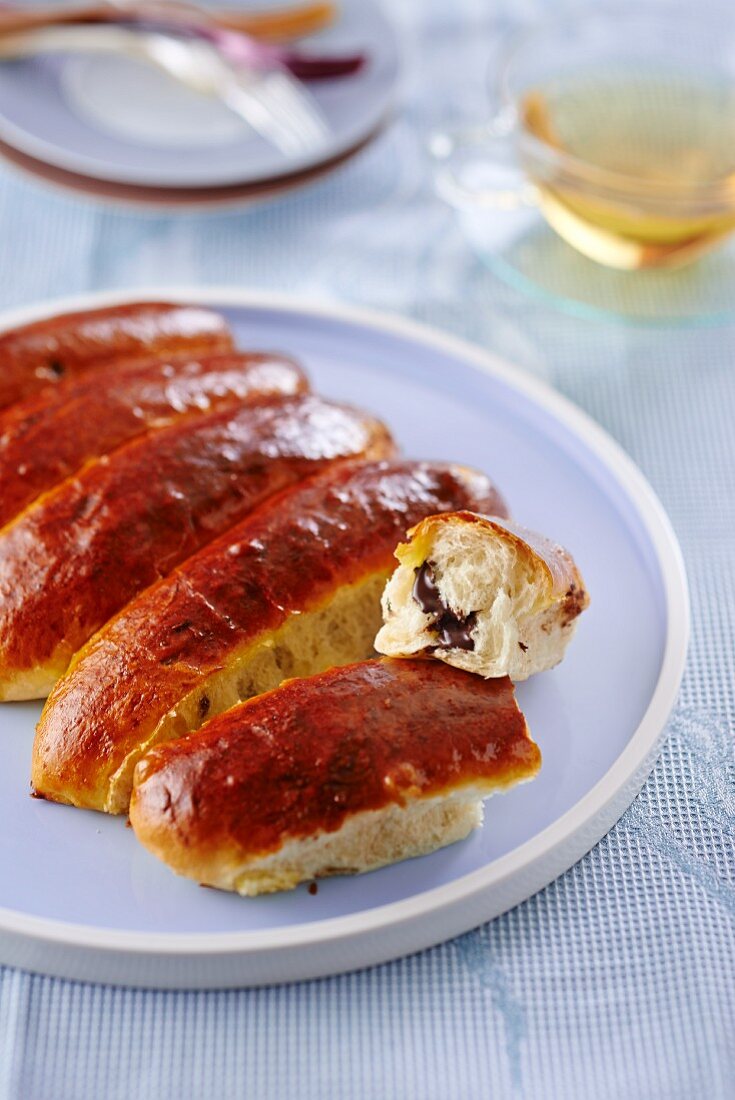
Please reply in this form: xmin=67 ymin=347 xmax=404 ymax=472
xmin=1 ymin=2 xmax=733 ymax=1097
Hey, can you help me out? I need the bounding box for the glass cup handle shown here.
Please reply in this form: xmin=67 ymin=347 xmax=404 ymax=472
xmin=428 ymin=113 xmax=538 ymax=211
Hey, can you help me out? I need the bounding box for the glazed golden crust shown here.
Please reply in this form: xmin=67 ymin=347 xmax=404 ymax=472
xmin=32 ymin=461 xmax=508 ymax=810
xmin=0 ymin=352 xmax=308 ymax=529
xmin=129 ymin=659 xmax=540 ymax=879
xmin=0 ymin=302 xmax=233 ymax=410
xmin=0 ymin=396 xmax=393 ymax=696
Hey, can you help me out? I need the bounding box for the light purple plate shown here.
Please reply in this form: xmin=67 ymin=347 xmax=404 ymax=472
xmin=0 ymin=290 xmax=689 ymax=988
xmin=0 ymin=2 xmax=400 ymax=187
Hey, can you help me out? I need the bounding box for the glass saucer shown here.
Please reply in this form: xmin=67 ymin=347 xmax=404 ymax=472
xmin=459 ymin=205 xmax=735 ymax=327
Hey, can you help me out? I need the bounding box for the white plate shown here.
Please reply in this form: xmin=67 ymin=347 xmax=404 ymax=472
xmin=0 ymin=1 xmax=400 ymax=188
xmin=0 ymin=289 xmax=689 ymax=988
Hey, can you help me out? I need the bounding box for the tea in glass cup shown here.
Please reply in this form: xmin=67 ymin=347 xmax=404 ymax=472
xmin=433 ymin=4 xmax=735 ymax=270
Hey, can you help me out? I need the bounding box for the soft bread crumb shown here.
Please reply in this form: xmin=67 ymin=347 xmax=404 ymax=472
xmin=0 ymin=660 xmax=64 ymax=702
xmin=203 ymin=793 xmax=484 ymax=895
xmin=376 ymin=516 xmax=585 ymax=680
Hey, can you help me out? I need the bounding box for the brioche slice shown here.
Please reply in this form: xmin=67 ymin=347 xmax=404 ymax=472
xmin=129 ymin=658 xmax=541 ymax=895
xmin=376 ymin=511 xmax=589 ymax=680
xmin=0 ymin=301 xmax=233 ymax=410
xmin=0 ymin=396 xmax=393 ymax=701
xmin=0 ymin=351 xmax=308 ymax=529
xmin=32 ymin=461 xmax=507 ymax=812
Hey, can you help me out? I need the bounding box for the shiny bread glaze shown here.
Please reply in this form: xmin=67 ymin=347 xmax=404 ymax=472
xmin=33 ymin=461 xmax=507 ymax=806
xmin=131 ymin=659 xmax=540 ymax=862
xmin=0 ymin=302 xmax=233 ymax=409
xmin=0 ymin=351 xmax=308 ymax=529
xmin=1 ymin=396 xmax=393 ymax=677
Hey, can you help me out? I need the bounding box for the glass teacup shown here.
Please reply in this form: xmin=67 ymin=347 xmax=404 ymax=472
xmin=432 ymin=4 xmax=735 ymax=270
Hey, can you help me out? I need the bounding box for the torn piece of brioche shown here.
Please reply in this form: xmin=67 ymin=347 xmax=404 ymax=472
xmin=130 ymin=658 xmax=541 ymax=896
xmin=0 ymin=351 xmax=308 ymax=529
xmin=376 ymin=511 xmax=589 ymax=680
xmin=0 ymin=395 xmax=393 ymax=701
xmin=0 ymin=302 xmax=233 ymax=410
xmin=32 ymin=461 xmax=507 ymax=813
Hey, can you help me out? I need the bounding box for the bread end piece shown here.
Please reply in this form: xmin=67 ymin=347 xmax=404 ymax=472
xmin=376 ymin=511 xmax=589 ymax=680
xmin=129 ymin=658 xmax=540 ymax=895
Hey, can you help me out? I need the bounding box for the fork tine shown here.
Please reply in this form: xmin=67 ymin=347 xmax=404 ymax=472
xmin=263 ymin=71 xmax=330 ymax=143
xmin=243 ymin=82 xmax=319 ymax=152
xmin=248 ymin=90 xmax=323 ymax=152
xmin=237 ymin=69 xmax=329 ymax=152
xmin=224 ymin=84 xmax=307 ymax=153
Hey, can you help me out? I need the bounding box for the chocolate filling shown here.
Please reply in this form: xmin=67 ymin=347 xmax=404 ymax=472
xmin=434 ymin=610 xmax=477 ymax=651
xmin=412 ymin=561 xmax=477 ymax=652
xmin=412 ymin=558 xmax=445 ymax=615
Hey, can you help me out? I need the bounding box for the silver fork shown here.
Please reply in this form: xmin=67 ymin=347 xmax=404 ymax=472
xmin=0 ymin=25 xmax=331 ymax=157
xmin=138 ymin=32 xmax=330 ymax=155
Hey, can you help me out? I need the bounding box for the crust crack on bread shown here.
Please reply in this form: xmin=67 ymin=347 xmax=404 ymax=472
xmin=375 ymin=511 xmax=589 ymax=680
xmin=32 ymin=462 xmax=507 ymax=813
xmin=129 ymin=658 xmax=541 ymax=895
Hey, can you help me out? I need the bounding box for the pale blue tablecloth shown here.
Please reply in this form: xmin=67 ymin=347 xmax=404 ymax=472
xmin=1 ymin=2 xmax=734 ymax=1097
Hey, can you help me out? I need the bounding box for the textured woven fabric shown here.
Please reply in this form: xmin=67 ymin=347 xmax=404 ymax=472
xmin=1 ymin=1 xmax=734 ymax=1097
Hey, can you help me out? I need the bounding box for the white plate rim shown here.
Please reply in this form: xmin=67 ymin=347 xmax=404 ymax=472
xmin=0 ymin=119 xmax=389 ymax=214
xmin=0 ymin=288 xmax=689 ymax=986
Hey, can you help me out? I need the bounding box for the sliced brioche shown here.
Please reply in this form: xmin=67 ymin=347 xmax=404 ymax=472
xmin=376 ymin=511 xmax=589 ymax=680
xmin=0 ymin=302 xmax=232 ymax=410
xmin=32 ymin=461 xmax=507 ymax=812
xmin=0 ymin=396 xmax=393 ymax=701
xmin=0 ymin=351 xmax=308 ymax=529
xmin=130 ymin=658 xmax=540 ymax=895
